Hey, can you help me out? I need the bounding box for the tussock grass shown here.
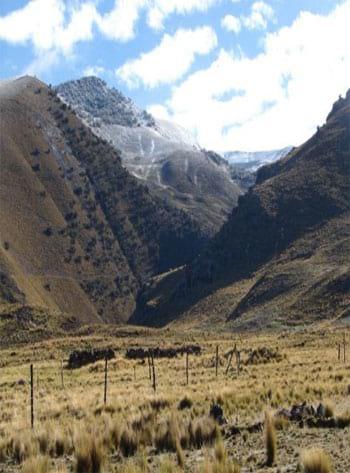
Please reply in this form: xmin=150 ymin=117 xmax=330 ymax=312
xmin=264 ymin=411 xmax=276 ymax=466
xmin=202 ymin=437 xmax=240 ymax=473
xmin=120 ymin=427 xmax=138 ymax=457
xmin=75 ymin=433 xmax=104 ymax=473
xmin=0 ymin=330 xmax=349 ymax=471
xmin=22 ymin=455 xmax=49 ymax=473
xmin=300 ymin=448 xmax=334 ymax=473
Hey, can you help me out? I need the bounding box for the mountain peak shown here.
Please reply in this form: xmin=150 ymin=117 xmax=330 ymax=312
xmin=56 ymin=76 xmax=155 ymax=128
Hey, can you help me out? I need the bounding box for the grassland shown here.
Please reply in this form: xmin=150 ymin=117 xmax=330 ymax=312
xmin=0 ymin=327 xmax=349 ymax=472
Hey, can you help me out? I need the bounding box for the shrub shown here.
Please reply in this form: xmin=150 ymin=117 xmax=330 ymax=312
xmin=178 ymin=395 xmax=193 ymax=410
xmin=300 ymin=448 xmax=333 ymax=473
xmin=43 ymin=227 xmax=53 ymax=237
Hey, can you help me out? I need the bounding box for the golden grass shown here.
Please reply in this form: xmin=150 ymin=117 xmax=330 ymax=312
xmin=300 ymin=448 xmax=334 ymax=473
xmin=0 ymin=328 xmax=348 ymax=471
xmin=264 ymin=411 xmax=277 ymax=466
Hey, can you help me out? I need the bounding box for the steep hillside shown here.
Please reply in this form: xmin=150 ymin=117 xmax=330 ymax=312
xmin=0 ymin=76 xmax=205 ymax=326
xmin=133 ymin=91 xmax=350 ymax=328
xmin=56 ymin=77 xmax=242 ymax=235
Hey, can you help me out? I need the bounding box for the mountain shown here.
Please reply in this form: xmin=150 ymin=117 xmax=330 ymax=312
xmin=0 ymin=76 xmax=206 ymax=333
xmin=133 ymin=91 xmax=350 ymax=329
xmin=56 ymin=77 xmax=242 ymax=235
xmin=223 ymin=147 xmax=293 ymax=172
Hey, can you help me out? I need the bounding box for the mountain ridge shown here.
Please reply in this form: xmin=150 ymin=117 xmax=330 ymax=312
xmin=0 ymin=76 xmax=205 ymax=327
xmin=56 ymin=76 xmax=242 ymax=236
xmin=132 ymin=90 xmax=350 ymax=328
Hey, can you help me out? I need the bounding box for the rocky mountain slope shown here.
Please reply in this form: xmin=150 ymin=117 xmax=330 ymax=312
xmin=0 ymin=76 xmax=205 ymax=327
xmin=133 ymin=91 xmax=350 ymax=328
xmin=56 ymin=77 xmax=242 ymax=235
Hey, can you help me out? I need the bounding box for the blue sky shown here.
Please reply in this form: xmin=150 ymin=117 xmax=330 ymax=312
xmin=0 ymin=0 xmax=349 ymax=151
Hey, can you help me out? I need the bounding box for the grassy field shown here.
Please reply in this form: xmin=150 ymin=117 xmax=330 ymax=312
xmin=0 ymin=327 xmax=349 ymax=472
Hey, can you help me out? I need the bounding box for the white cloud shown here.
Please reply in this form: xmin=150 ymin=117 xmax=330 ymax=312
xmin=116 ymin=26 xmax=218 ymax=88
xmin=242 ymin=1 xmax=275 ymax=30
xmin=221 ymin=14 xmax=241 ymax=34
xmin=0 ymin=0 xmax=221 ymax=51
xmin=97 ymin=0 xmax=146 ymax=42
xmin=155 ymin=0 xmax=350 ymax=151
xmin=0 ymin=0 xmax=97 ymax=54
xmin=222 ymin=1 xmax=275 ymax=35
xmin=83 ymin=65 xmax=105 ymax=76
xmin=147 ymin=0 xmax=220 ymax=30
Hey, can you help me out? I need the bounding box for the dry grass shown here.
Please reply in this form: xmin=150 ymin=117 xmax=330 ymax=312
xmin=22 ymin=455 xmax=49 ymax=473
xmin=264 ymin=411 xmax=277 ymax=466
xmin=75 ymin=433 xmax=104 ymax=473
xmin=0 ymin=329 xmax=349 ymax=471
xmin=300 ymin=448 xmax=334 ymax=473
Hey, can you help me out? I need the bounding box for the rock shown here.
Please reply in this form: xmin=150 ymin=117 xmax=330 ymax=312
xmin=316 ymin=403 xmax=326 ymax=418
xmin=210 ymin=403 xmax=227 ymax=425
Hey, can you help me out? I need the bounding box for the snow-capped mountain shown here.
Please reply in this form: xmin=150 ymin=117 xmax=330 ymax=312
xmin=56 ymin=77 xmax=241 ymax=235
xmin=223 ymin=147 xmax=293 ymax=172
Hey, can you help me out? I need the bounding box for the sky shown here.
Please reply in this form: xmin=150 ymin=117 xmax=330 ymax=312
xmin=0 ymin=0 xmax=349 ymax=152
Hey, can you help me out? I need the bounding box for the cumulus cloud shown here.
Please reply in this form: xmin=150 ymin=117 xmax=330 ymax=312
xmin=147 ymin=0 xmax=220 ymax=30
xmin=116 ymin=26 xmax=218 ymax=88
xmin=156 ymin=0 xmax=350 ymax=151
xmin=221 ymin=14 xmax=241 ymax=34
xmin=97 ymin=0 xmax=146 ymax=42
xmin=0 ymin=0 xmax=221 ymax=52
xmin=0 ymin=0 xmax=97 ymax=54
xmin=242 ymin=1 xmax=275 ymax=30
xmin=221 ymin=1 xmax=275 ymax=35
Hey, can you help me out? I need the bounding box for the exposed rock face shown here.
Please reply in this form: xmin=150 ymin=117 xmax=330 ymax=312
xmin=56 ymin=77 xmax=242 ymax=236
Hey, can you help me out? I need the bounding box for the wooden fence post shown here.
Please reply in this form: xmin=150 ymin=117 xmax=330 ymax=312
xmin=151 ymin=354 xmax=156 ymax=393
xmin=30 ymin=364 xmax=34 ymax=429
xmin=343 ymin=334 xmax=346 ymax=364
xmin=147 ymin=352 xmax=152 ymax=381
xmin=104 ymin=356 xmax=108 ymax=405
xmin=338 ymin=343 xmax=341 ymax=362
xmin=236 ymin=350 xmax=241 ymax=375
xmin=225 ymin=349 xmax=234 ymax=376
xmin=61 ymin=360 xmax=64 ymax=389
xmin=134 ymin=365 xmax=136 ymax=382
xmin=186 ymin=351 xmax=189 ymax=385
xmin=215 ymin=345 xmax=219 ymax=377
